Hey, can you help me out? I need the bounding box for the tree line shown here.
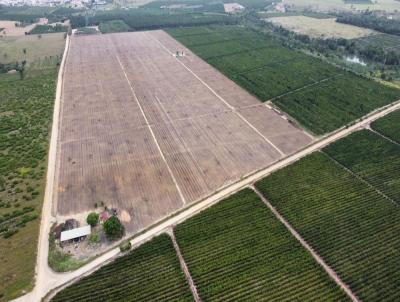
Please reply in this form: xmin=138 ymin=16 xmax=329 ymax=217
xmin=336 ymin=12 xmax=400 ymax=36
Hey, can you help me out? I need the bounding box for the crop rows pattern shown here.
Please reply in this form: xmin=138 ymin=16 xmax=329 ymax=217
xmin=0 ymin=68 xmax=58 ymax=300
xmin=174 ymin=188 xmax=348 ymax=301
xmin=324 ymin=129 xmax=400 ymax=203
xmin=51 ymin=234 xmax=193 ymax=302
xmin=256 ymin=152 xmax=400 ymax=301
xmin=168 ymin=26 xmax=400 ymax=134
xmin=371 ymin=109 xmax=400 ymax=143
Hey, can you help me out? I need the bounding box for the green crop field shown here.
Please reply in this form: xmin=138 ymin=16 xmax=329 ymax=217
xmin=168 ymin=26 xmax=400 ymax=135
xmin=175 ymin=188 xmax=349 ymax=301
xmin=323 ymin=129 xmax=400 ymax=204
xmin=371 ymin=109 xmax=400 ymax=143
xmin=0 ymin=68 xmax=59 ymax=300
xmin=51 ymin=235 xmax=193 ymax=302
xmin=274 ymin=73 xmax=400 ymax=134
xmin=255 ymin=152 xmax=400 ymax=301
xmin=0 ymin=34 xmax=64 ymax=300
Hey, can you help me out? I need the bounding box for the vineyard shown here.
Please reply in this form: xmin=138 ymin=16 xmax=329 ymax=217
xmin=255 ymin=152 xmax=400 ymax=301
xmin=371 ymin=109 xmax=400 ymax=143
xmin=323 ymin=129 xmax=400 ymax=203
xmin=168 ymin=26 xmax=400 ymax=134
xmin=51 ymin=234 xmax=193 ymax=302
xmin=174 ymin=188 xmax=348 ymax=301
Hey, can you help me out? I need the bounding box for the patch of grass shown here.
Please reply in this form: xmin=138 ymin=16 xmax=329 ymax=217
xmin=48 ymin=227 xmax=86 ymax=272
xmin=29 ymin=24 xmax=68 ymax=35
xmin=75 ymin=27 xmax=99 ymax=35
xmin=51 ymin=235 xmax=193 ymax=302
xmin=0 ymin=32 xmax=65 ymax=67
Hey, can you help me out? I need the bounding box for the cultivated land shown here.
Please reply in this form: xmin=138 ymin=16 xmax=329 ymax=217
xmin=0 ymin=36 xmax=65 ymax=299
xmin=51 ymin=234 xmax=193 ymax=301
xmin=324 ymin=129 xmax=400 ymax=204
xmin=371 ymin=109 xmax=400 ymax=143
xmin=168 ymin=26 xmax=400 ymax=135
xmin=256 ymin=151 xmax=400 ymax=301
xmin=55 ymin=30 xmax=312 ymax=234
xmin=0 ymin=33 xmax=65 ymax=66
xmin=174 ymin=188 xmax=349 ymax=301
xmin=268 ymin=16 xmax=376 ymax=39
xmin=51 ymin=189 xmax=349 ymax=302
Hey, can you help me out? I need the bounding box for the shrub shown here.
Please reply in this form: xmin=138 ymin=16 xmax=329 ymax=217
xmin=89 ymin=233 xmax=99 ymax=244
xmin=119 ymin=240 xmax=131 ymax=252
xmin=103 ymin=216 xmax=124 ymax=240
xmin=86 ymin=212 xmax=99 ymax=227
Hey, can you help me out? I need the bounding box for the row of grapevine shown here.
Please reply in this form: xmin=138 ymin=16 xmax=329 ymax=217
xmin=255 ymin=152 xmax=400 ymax=301
xmin=174 ymin=188 xmax=349 ymax=302
xmin=51 ymin=234 xmax=193 ymax=302
xmin=323 ymin=129 xmax=400 ymax=204
xmin=168 ymin=26 xmax=400 ymax=135
xmin=371 ymin=109 xmax=400 ymax=144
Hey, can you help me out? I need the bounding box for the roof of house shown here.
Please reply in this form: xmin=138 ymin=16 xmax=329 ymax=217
xmin=60 ymin=225 xmax=91 ymax=242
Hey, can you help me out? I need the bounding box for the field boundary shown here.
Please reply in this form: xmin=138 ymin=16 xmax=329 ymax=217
xmin=321 ymin=150 xmax=399 ymax=207
xmin=368 ymin=127 xmax=400 ymax=147
xmin=34 ymin=98 xmax=400 ymax=302
xmin=24 ymin=34 xmax=70 ymax=302
xmin=149 ymin=34 xmax=286 ymax=157
xmin=169 ymin=229 xmax=202 ymax=302
xmin=115 ymin=54 xmax=187 ymax=206
xmin=251 ymin=186 xmax=360 ymax=302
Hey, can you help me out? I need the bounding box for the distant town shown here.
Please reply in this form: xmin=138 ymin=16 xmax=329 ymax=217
xmin=0 ymin=0 xmax=95 ymax=7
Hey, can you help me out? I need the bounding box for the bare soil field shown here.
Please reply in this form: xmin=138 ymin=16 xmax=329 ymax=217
xmin=268 ymin=16 xmax=377 ymax=39
xmin=54 ymin=30 xmax=312 ymax=233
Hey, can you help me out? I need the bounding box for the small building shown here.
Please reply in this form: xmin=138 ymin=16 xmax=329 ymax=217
xmin=60 ymin=225 xmax=91 ymax=246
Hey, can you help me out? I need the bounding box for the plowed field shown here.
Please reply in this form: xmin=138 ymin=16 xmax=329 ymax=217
xmin=55 ymin=30 xmax=312 ymax=233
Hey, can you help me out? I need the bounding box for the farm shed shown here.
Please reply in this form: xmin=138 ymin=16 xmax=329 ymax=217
xmin=60 ymin=225 xmax=91 ymax=243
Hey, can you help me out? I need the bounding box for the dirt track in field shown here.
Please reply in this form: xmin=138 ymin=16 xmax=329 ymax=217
xmin=54 ymin=30 xmax=312 ymax=233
